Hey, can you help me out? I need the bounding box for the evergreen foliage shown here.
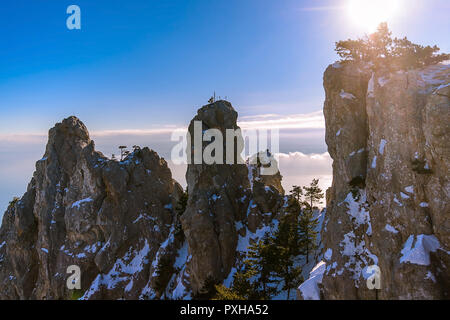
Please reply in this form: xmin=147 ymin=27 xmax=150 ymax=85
xmin=335 ymin=23 xmax=449 ymax=71
xmin=302 ymin=179 xmax=324 ymax=209
xmin=213 ymin=179 xmax=324 ymax=300
xmin=154 ymin=255 xmax=175 ymax=299
xmin=289 ymin=185 xmax=303 ymax=203
xmin=213 ymin=284 xmax=245 ymax=300
xmin=245 ymin=232 xmax=280 ymax=299
xmin=8 ymin=197 xmax=20 ymax=209
xmin=272 ymin=211 xmax=303 ymax=299
xmin=298 ymin=207 xmax=319 ymax=264
xmin=174 ymin=189 xmax=188 ymax=240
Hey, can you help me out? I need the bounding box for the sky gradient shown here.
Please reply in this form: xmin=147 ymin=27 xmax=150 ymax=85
xmin=1 ymin=0 xmax=449 ymax=215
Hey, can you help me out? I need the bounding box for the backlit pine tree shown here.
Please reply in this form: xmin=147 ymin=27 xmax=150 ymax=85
xmin=335 ymin=22 xmax=449 ymax=71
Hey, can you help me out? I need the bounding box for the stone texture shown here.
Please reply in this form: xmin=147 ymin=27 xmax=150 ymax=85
xmin=181 ymin=101 xmax=285 ymax=294
xmin=302 ymin=62 xmax=450 ymax=300
xmin=0 ymin=116 xmax=184 ymax=299
xmin=0 ymin=102 xmax=286 ymax=299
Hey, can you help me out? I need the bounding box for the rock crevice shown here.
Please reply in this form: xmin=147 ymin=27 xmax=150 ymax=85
xmin=300 ymin=62 xmax=450 ymax=300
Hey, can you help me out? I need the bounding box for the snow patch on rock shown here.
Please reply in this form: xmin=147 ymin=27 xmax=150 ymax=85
xmin=379 ymin=139 xmax=387 ymax=155
xmin=324 ymin=248 xmax=333 ymax=261
xmin=298 ymin=261 xmax=326 ymax=300
xmin=340 ymin=90 xmax=356 ymax=100
xmin=400 ymin=235 xmax=441 ymax=266
xmin=71 ymin=197 xmax=93 ymax=209
xmin=371 ymin=156 xmax=377 ymax=169
xmin=385 ymin=224 xmax=399 ymax=234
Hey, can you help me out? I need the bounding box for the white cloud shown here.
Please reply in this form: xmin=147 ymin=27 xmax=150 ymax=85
xmin=168 ymin=152 xmax=333 ymax=202
xmin=91 ymin=127 xmax=187 ymax=137
xmin=277 ymin=152 xmax=333 ymax=199
xmin=238 ymin=111 xmax=325 ymax=130
xmin=0 ymin=133 xmax=46 ymax=144
xmin=0 ymin=111 xmax=324 ymax=144
xmin=0 ymin=111 xmax=331 ymax=216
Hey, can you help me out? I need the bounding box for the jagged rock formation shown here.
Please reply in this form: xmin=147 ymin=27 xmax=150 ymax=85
xmin=181 ymin=101 xmax=249 ymax=293
xmin=0 ymin=101 xmax=286 ymax=299
xmin=299 ymin=62 xmax=450 ymax=300
xmin=181 ymin=101 xmax=286 ymax=294
xmin=0 ymin=116 xmax=184 ymax=299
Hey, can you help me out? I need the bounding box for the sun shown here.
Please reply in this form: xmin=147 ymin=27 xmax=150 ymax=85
xmin=347 ymin=0 xmax=401 ymax=33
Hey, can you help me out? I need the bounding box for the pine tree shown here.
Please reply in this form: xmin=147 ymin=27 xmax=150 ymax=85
xmin=302 ymin=179 xmax=324 ymax=210
xmin=289 ymin=186 xmax=303 ymax=204
xmin=335 ymin=22 xmax=449 ymax=71
xmin=213 ymin=233 xmax=277 ymax=300
xmin=118 ymin=146 xmax=128 ymax=161
xmin=213 ymin=178 xmax=325 ymax=300
xmin=214 ymin=202 xmax=308 ymax=300
xmin=272 ymin=212 xmax=303 ymax=299
xmin=368 ymin=22 xmax=394 ymax=68
xmin=174 ymin=188 xmax=188 ymax=240
xmin=245 ymin=233 xmax=280 ymax=299
xmin=153 ymin=255 xmax=175 ymax=299
xmin=280 ymin=264 xmax=302 ymax=300
xmin=274 ymin=205 xmax=300 ymax=256
xmin=232 ymin=267 xmax=259 ymax=299
xmin=296 ymin=179 xmax=323 ymax=264
xmin=298 ymin=207 xmax=319 ymax=264
xmin=8 ymin=197 xmax=20 ymax=209
xmin=213 ymin=284 xmax=245 ymax=300
xmin=214 ymin=264 xmax=257 ymax=300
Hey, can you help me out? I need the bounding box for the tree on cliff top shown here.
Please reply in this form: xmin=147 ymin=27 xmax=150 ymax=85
xmin=335 ymin=22 xmax=449 ymax=70
xmin=8 ymin=197 xmax=20 ymax=209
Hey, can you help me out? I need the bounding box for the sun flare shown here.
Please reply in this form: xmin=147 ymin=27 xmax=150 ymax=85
xmin=348 ymin=0 xmax=401 ymax=33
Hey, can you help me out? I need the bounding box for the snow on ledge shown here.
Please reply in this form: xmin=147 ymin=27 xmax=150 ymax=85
xmin=298 ymin=260 xmax=326 ymax=300
xmin=340 ymin=90 xmax=356 ymax=100
xmin=385 ymin=224 xmax=399 ymax=234
xmin=71 ymin=197 xmax=93 ymax=209
xmin=400 ymin=234 xmax=441 ymax=266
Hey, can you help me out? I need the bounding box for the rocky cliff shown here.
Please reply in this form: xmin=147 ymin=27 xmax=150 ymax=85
xmin=182 ymin=101 xmax=286 ymax=294
xmin=0 ymin=101 xmax=286 ymax=299
xmin=299 ymin=62 xmax=450 ymax=300
xmin=0 ymin=116 xmax=186 ymax=299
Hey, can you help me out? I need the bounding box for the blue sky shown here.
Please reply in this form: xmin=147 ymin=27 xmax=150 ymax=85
xmin=0 ymin=0 xmax=449 ymax=215
xmin=1 ymin=0 xmax=449 ymax=131
xmin=1 ymin=0 xmax=332 ymax=132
